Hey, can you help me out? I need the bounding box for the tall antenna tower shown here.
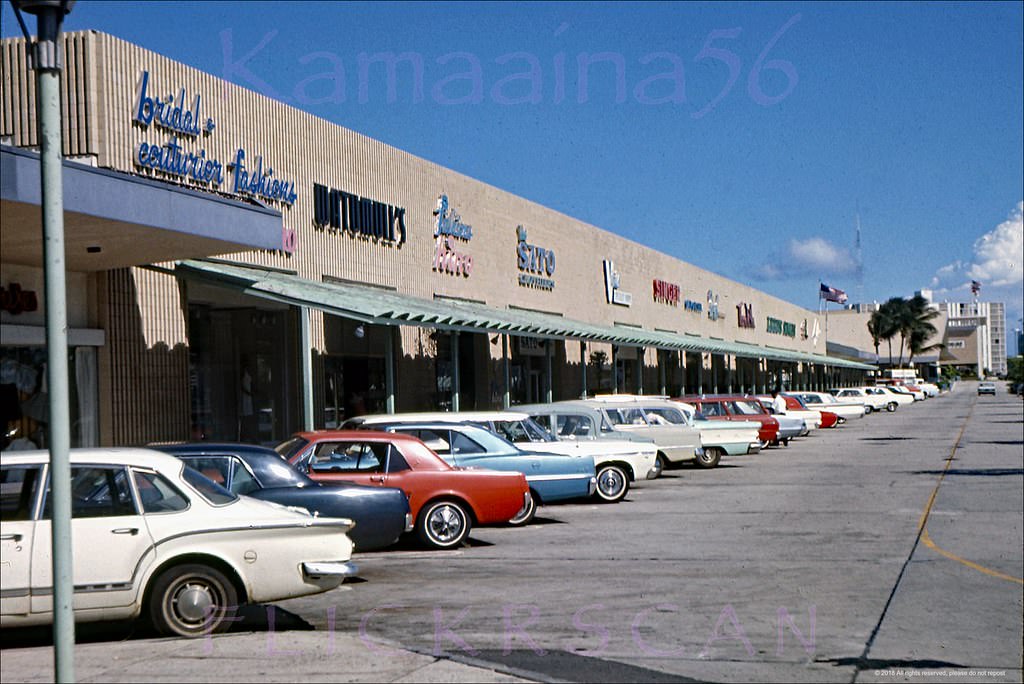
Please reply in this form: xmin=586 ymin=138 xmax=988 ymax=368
xmin=855 ymin=212 xmax=864 ymax=307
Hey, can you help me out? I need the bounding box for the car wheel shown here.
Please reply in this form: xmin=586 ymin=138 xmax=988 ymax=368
xmin=651 ymin=453 xmax=667 ymax=478
xmin=508 ymin=490 xmax=537 ymax=526
xmin=695 ymin=447 xmax=722 ymax=469
xmin=864 ymin=405 xmax=873 ymax=414
xmin=595 ymin=465 xmax=629 ymax=503
xmin=417 ymin=499 xmax=472 ymax=549
xmin=149 ymin=563 xmax=239 ymax=637
xmin=886 ymin=402 xmax=898 ymax=412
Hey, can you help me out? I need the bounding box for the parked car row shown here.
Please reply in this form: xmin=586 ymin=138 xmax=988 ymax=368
xmin=1 ymin=382 xmax=942 ymax=638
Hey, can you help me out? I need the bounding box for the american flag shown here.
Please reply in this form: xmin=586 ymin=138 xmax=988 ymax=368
xmin=820 ymin=282 xmax=848 ymax=304
xmin=970 ymin=280 xmax=982 ymax=296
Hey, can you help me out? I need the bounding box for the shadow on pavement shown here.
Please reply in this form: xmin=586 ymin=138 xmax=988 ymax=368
xmin=818 ymin=656 xmax=966 ymax=670
xmin=0 ymin=604 xmax=314 ymax=649
xmin=907 ymin=468 xmax=1023 ymax=477
xmin=472 ymin=648 xmax=703 ymax=683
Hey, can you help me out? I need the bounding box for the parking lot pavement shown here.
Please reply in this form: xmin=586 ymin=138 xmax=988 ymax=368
xmin=2 ymin=383 xmax=1020 ymax=683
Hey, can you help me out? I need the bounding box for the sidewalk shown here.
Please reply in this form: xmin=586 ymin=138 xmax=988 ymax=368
xmin=0 ymin=631 xmax=535 ymax=683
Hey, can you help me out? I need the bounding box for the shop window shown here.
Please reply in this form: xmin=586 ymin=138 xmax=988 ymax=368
xmin=1 ymin=346 xmax=97 ymax=451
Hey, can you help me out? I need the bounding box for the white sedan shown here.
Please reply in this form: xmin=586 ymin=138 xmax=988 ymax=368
xmin=1 ymin=448 xmax=356 ymax=637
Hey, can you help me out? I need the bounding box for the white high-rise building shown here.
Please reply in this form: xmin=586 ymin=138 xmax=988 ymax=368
xmin=932 ymin=298 xmax=1007 ymax=376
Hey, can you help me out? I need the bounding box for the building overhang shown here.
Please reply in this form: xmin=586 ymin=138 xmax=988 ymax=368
xmin=1 ymin=145 xmax=283 ymax=273
xmin=176 ymin=259 xmax=876 ymax=371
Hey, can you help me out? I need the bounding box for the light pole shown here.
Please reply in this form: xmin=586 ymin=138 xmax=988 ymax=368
xmin=10 ymin=1 xmax=76 ymax=681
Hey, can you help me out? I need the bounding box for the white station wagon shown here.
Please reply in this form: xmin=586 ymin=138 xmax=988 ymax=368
xmin=0 ymin=448 xmax=356 ymax=637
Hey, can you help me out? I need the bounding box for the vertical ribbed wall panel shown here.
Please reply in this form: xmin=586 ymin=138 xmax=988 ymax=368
xmin=105 ymin=267 xmax=189 ymax=445
xmin=0 ymin=35 xmax=95 ymax=155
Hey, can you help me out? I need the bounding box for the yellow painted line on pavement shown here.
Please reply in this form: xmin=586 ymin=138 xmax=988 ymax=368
xmin=920 ymin=528 xmax=1024 ymax=585
xmin=916 ymin=397 xmax=1024 ymax=585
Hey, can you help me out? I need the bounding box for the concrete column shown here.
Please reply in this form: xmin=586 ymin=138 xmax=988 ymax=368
xmin=384 ymin=326 xmax=395 ymax=414
xmin=502 ymin=335 xmax=511 ymax=408
xmin=451 ymin=331 xmax=460 ymax=412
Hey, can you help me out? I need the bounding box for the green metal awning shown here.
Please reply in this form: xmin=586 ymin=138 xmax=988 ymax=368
xmin=174 ymin=259 xmax=875 ymax=371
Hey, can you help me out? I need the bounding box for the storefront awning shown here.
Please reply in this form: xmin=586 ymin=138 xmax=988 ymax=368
xmin=174 ymin=259 xmax=875 ymax=371
xmin=1 ymin=146 xmax=283 ymax=272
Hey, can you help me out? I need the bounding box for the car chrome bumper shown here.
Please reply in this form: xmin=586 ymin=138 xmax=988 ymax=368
xmin=302 ymin=561 xmax=358 ymax=580
xmin=404 ymin=512 xmax=414 ymax=532
xmin=747 ymin=442 xmax=762 ymax=454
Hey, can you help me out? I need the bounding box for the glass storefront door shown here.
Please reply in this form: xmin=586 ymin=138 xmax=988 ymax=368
xmin=188 ymin=304 xmax=297 ymax=444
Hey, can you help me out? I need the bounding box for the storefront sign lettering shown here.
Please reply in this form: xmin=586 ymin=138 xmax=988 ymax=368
xmin=313 ymin=184 xmax=407 ymax=244
xmin=433 ymin=236 xmax=473 ymax=277
xmin=707 ymin=290 xmax=720 ymax=321
xmin=766 ymin=316 xmax=796 ymax=337
xmin=134 ymin=70 xmax=214 ymax=137
xmin=434 ymin=195 xmax=473 ymax=240
xmin=683 ymin=299 xmax=703 ymax=313
xmin=652 ymin=279 xmax=680 ymax=306
xmin=0 ymin=283 xmax=38 ymax=315
xmin=603 ymin=260 xmax=632 ymax=307
xmin=132 ymin=71 xmax=297 ymax=207
xmin=517 ymin=225 xmax=555 ymax=290
xmin=737 ymin=302 xmax=755 ymax=329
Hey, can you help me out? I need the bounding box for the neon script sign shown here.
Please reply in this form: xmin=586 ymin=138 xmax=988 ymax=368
xmin=133 ymin=71 xmax=297 ymax=206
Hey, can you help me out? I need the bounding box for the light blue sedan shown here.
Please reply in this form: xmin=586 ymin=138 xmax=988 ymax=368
xmin=347 ymin=420 xmax=596 ymax=526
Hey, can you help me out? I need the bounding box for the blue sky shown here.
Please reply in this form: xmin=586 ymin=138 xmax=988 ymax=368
xmin=5 ymin=1 xmax=1023 ymax=351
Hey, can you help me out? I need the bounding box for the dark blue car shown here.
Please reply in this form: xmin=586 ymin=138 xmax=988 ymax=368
xmin=152 ymin=443 xmax=412 ymax=551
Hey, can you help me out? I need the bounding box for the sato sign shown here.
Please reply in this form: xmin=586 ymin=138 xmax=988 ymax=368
xmin=517 ymin=225 xmax=555 ymax=291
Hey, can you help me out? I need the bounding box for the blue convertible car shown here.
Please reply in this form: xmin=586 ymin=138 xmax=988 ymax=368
xmin=152 ymin=443 xmax=412 ymax=551
xmin=343 ymin=420 xmax=596 ymax=525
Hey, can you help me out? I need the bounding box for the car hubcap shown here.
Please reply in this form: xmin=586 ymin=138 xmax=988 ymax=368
xmin=172 ymin=581 xmax=216 ymax=626
xmin=598 ymin=469 xmax=623 ymax=497
xmin=429 ymin=505 xmax=464 ymax=543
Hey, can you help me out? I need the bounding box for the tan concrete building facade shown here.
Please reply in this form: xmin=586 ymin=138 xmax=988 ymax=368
xmin=1 ymin=32 xmax=873 ymax=448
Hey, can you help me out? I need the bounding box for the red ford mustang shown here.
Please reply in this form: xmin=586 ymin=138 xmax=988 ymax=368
xmin=276 ymin=430 xmax=529 ymax=550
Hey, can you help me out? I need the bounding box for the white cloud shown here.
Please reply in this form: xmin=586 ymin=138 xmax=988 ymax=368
xmin=967 ymin=201 xmax=1023 ymax=287
xmin=928 ymin=202 xmax=1024 ymax=332
xmin=932 ymin=202 xmax=1023 ymax=293
xmin=756 ymin=236 xmax=858 ymax=280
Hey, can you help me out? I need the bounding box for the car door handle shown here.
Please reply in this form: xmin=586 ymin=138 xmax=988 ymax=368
xmin=112 ymin=527 xmax=139 ymax=536
xmin=370 ymin=476 xmax=385 ymax=483
xmin=0 ymin=533 xmax=23 ymax=542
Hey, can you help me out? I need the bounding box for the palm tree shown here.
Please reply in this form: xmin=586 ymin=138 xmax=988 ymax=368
xmin=867 ymin=307 xmax=896 ymax=361
xmin=905 ymin=295 xmax=943 ymax=366
xmin=871 ymin=298 xmax=905 ymax=365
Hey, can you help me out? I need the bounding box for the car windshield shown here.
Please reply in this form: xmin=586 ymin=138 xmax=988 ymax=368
xmin=455 ymin=426 xmax=520 ymax=455
xmin=800 ymin=394 xmax=822 ymax=404
xmin=182 ymin=465 xmax=237 ymax=505
xmin=492 ymin=418 xmax=556 ymax=443
xmin=731 ymin=400 xmax=765 ymax=415
xmin=642 ymin=407 xmax=688 ymax=425
xmin=604 ymin=408 xmax=648 ymax=426
xmin=275 ymin=437 xmax=310 ymax=461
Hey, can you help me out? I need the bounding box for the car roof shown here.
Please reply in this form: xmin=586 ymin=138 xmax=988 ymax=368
xmin=352 ymin=411 xmax=531 ymax=424
xmin=364 ymin=422 xmax=502 ymax=435
xmin=677 ymin=395 xmax=765 ymax=402
xmin=292 ymin=429 xmax=428 ymax=444
xmin=1 ymin=447 xmax=185 ymax=470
